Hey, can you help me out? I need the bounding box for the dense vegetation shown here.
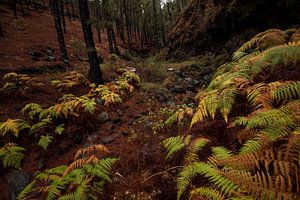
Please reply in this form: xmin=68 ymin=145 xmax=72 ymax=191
xmin=0 ymin=0 xmax=300 ymax=200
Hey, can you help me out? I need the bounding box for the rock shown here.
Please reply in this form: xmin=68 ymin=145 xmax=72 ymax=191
xmin=44 ymin=56 xmax=56 ymax=62
xmin=171 ymin=85 xmax=186 ymax=93
xmin=6 ymin=170 xmax=31 ymax=200
xmin=97 ymin=112 xmax=110 ymax=123
xmin=95 ymin=98 xmax=104 ymax=105
xmin=190 ymin=64 xmax=199 ymax=69
xmin=46 ymin=48 xmax=54 ymax=55
xmin=116 ymin=109 xmax=123 ymax=116
xmin=156 ymin=93 xmax=168 ymax=103
xmin=184 ymin=77 xmax=193 ymax=84
xmin=29 ymin=50 xmax=42 ymax=57
xmin=174 ymin=69 xmax=183 ymax=77
xmin=203 ymin=75 xmax=211 ymax=81
xmin=101 ymin=135 xmax=115 ymax=144
xmin=121 ymin=131 xmax=129 ymax=137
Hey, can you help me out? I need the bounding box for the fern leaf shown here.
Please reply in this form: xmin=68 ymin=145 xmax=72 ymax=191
xmin=38 ymin=135 xmax=53 ymax=150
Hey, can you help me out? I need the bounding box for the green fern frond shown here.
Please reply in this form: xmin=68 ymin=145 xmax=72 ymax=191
xmin=162 ymin=135 xmax=191 ymax=159
xmin=38 ymin=135 xmax=53 ymax=150
xmin=17 ymin=181 xmax=36 ymax=200
xmin=21 ymin=103 xmax=43 ymax=120
xmin=272 ymin=81 xmax=300 ymax=101
xmin=0 ymin=143 xmax=25 ymax=169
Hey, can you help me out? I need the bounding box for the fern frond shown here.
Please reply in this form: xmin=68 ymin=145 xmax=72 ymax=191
xmin=17 ymin=181 xmax=36 ymax=200
xmin=38 ymin=135 xmax=53 ymax=150
xmin=0 ymin=119 xmax=29 ymax=137
xmin=272 ymin=81 xmax=300 ymax=101
xmin=190 ymin=187 xmax=225 ymax=200
xmin=0 ymin=143 xmax=25 ymax=169
xmin=74 ymin=144 xmax=109 ymax=160
xmin=162 ymin=135 xmax=191 ymax=159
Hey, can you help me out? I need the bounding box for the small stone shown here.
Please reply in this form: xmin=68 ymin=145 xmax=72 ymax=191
xmin=116 ymin=109 xmax=123 ymax=116
xmin=29 ymin=50 xmax=42 ymax=57
xmin=203 ymin=75 xmax=211 ymax=81
xmin=95 ymin=98 xmax=104 ymax=105
xmin=190 ymin=64 xmax=199 ymax=69
xmin=97 ymin=112 xmax=110 ymax=123
xmin=44 ymin=56 xmax=56 ymax=62
xmin=101 ymin=135 xmax=115 ymax=144
xmin=121 ymin=131 xmax=129 ymax=136
xmin=171 ymin=85 xmax=186 ymax=94
xmin=46 ymin=48 xmax=54 ymax=55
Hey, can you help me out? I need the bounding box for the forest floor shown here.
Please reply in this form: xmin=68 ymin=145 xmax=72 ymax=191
xmin=0 ymin=4 xmax=224 ymax=200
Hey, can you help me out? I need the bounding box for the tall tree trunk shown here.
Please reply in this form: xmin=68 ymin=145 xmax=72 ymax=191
xmin=152 ymin=0 xmax=159 ymax=49
xmin=66 ymin=0 xmax=71 ymax=21
xmin=12 ymin=0 xmax=17 ymax=18
xmin=159 ymin=0 xmax=166 ymax=45
xmin=26 ymin=0 xmax=30 ymax=15
xmin=78 ymin=0 xmax=103 ymax=84
xmin=111 ymin=27 xmax=120 ymax=55
xmin=52 ymin=0 xmax=68 ymax=61
xmin=60 ymin=1 xmax=67 ymax=33
xmin=20 ymin=0 xmax=25 ymax=16
xmin=122 ymin=0 xmax=131 ymax=51
xmin=107 ymin=27 xmax=114 ymax=54
xmin=166 ymin=3 xmax=172 ymax=22
xmin=71 ymin=1 xmax=76 ymax=20
xmin=0 ymin=18 xmax=4 ymax=37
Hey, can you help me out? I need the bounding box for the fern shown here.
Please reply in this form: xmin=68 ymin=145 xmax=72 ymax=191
xmin=162 ymin=135 xmax=191 ymax=159
xmin=21 ymin=103 xmax=43 ymax=120
xmin=0 ymin=119 xmax=30 ymax=137
xmin=38 ymin=135 xmax=53 ymax=150
xmin=0 ymin=143 xmax=25 ymax=169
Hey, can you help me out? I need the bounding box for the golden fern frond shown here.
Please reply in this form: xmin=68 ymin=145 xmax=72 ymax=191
xmin=0 ymin=119 xmax=30 ymax=137
xmin=74 ymin=144 xmax=109 ymax=160
xmin=63 ymin=155 xmax=99 ymax=177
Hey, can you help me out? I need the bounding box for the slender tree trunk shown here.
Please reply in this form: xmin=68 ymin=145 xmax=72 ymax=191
xmin=159 ymin=0 xmax=166 ymax=45
xmin=123 ymin=0 xmax=131 ymax=51
xmin=71 ymin=1 xmax=76 ymax=20
xmin=152 ymin=0 xmax=159 ymax=49
xmin=167 ymin=3 xmax=172 ymax=22
xmin=60 ymin=1 xmax=67 ymax=33
xmin=66 ymin=0 xmax=71 ymax=21
xmin=20 ymin=0 xmax=26 ymax=16
xmin=26 ymin=0 xmax=30 ymax=15
xmin=111 ymin=27 xmax=120 ymax=55
xmin=12 ymin=0 xmax=17 ymax=18
xmin=78 ymin=0 xmax=103 ymax=84
xmin=52 ymin=0 xmax=68 ymax=61
xmin=107 ymin=27 xmax=114 ymax=54
xmin=0 ymin=18 xmax=4 ymax=37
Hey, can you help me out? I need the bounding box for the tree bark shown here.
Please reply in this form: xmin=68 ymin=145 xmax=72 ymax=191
xmin=65 ymin=0 xmax=71 ymax=21
xmin=159 ymin=0 xmax=166 ymax=45
xmin=0 ymin=18 xmax=4 ymax=37
xmin=12 ymin=0 xmax=17 ymax=18
xmin=52 ymin=0 xmax=68 ymax=61
xmin=78 ymin=0 xmax=103 ymax=84
xmin=107 ymin=27 xmax=114 ymax=54
xmin=152 ymin=0 xmax=159 ymax=49
xmin=122 ymin=0 xmax=132 ymax=51
xmin=111 ymin=28 xmax=120 ymax=55
xmin=60 ymin=1 xmax=67 ymax=33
